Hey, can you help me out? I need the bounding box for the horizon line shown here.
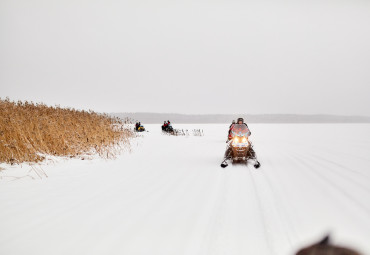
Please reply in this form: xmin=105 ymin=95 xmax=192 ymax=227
xmin=111 ymin=112 xmax=370 ymax=118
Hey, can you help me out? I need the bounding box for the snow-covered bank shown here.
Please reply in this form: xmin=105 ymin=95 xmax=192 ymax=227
xmin=1 ymin=124 xmax=369 ymax=255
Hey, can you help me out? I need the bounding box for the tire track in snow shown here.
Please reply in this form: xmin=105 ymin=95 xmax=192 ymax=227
xmin=205 ymin=168 xmax=233 ymax=255
xmin=288 ymin=151 xmax=370 ymax=218
xmin=247 ymin=167 xmax=275 ymax=255
xmin=256 ymin=148 xmax=309 ymax=246
xmin=283 ymin=143 xmax=370 ymax=193
xmin=183 ymin=169 xmax=231 ymax=255
xmin=67 ymin=167 xmax=203 ymax=255
xmin=304 ymin=153 xmax=370 ymax=194
xmin=0 ymin=162 xmax=156 ymax=246
xmin=273 ymin=151 xmax=364 ymax=220
xmin=309 ymin=150 xmax=370 ymax=179
xmin=260 ymin=165 xmax=299 ymax=248
xmin=280 ymin=138 xmax=370 ymax=169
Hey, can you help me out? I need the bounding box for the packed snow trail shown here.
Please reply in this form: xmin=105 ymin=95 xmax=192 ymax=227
xmin=1 ymin=124 xmax=370 ymax=255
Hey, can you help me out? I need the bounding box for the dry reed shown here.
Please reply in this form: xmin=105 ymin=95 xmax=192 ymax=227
xmin=0 ymin=98 xmax=133 ymax=164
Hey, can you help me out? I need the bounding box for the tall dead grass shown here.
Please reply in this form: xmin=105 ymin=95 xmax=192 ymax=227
xmin=0 ymin=98 xmax=133 ymax=164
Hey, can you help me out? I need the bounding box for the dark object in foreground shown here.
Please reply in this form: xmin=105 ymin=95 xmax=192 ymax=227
xmin=296 ymin=235 xmax=361 ymax=255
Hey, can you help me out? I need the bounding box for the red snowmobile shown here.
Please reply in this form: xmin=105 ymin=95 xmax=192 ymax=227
xmin=221 ymin=124 xmax=260 ymax=168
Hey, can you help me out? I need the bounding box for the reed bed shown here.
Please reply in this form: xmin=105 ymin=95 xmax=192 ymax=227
xmin=0 ymin=98 xmax=133 ymax=164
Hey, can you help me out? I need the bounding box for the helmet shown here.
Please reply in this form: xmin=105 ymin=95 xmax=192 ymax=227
xmin=237 ymin=118 xmax=244 ymax=123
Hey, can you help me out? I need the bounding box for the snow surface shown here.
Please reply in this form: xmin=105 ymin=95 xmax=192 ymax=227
xmin=1 ymin=124 xmax=370 ymax=255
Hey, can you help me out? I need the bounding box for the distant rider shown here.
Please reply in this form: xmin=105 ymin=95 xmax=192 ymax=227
xmin=162 ymin=121 xmax=168 ymax=131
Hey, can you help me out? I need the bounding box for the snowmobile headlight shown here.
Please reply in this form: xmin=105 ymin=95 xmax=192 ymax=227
xmin=242 ymin=137 xmax=247 ymax=143
xmin=233 ymin=137 xmax=239 ymax=144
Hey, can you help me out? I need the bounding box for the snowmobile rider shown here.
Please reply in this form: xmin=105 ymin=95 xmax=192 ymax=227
xmin=228 ymin=120 xmax=236 ymax=138
xmin=227 ymin=118 xmax=250 ymax=141
xmin=237 ymin=118 xmax=250 ymax=134
xmin=224 ymin=117 xmax=252 ymax=158
xmin=229 ymin=120 xmax=235 ymax=129
xmin=162 ymin=121 xmax=169 ymax=131
xmin=221 ymin=117 xmax=259 ymax=168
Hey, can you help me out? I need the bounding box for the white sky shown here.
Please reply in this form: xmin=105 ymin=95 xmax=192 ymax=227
xmin=1 ymin=0 xmax=369 ymax=115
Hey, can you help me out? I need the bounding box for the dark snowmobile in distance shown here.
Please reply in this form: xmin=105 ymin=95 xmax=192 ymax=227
xmin=221 ymin=124 xmax=260 ymax=168
xmin=135 ymin=122 xmax=146 ymax=132
xmin=162 ymin=121 xmax=174 ymax=133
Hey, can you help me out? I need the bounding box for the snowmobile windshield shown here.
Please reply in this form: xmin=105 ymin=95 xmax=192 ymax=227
xmin=231 ymin=124 xmax=250 ymax=137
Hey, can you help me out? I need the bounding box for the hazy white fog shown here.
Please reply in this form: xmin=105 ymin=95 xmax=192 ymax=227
xmin=1 ymin=0 xmax=369 ymax=115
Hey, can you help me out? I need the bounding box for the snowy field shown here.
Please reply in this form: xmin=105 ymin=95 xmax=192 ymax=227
xmin=1 ymin=124 xmax=370 ymax=255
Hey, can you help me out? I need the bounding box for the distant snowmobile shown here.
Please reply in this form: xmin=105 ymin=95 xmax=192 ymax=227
xmin=162 ymin=120 xmax=174 ymax=134
xmin=221 ymin=124 xmax=260 ymax=168
xmin=135 ymin=126 xmax=145 ymax=132
xmin=135 ymin=122 xmax=146 ymax=132
xmin=162 ymin=124 xmax=174 ymax=133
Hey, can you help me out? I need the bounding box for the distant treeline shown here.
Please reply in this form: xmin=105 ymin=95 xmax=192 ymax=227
xmin=112 ymin=113 xmax=370 ymax=124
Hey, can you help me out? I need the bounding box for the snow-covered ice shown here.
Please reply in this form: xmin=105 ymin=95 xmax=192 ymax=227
xmin=1 ymin=124 xmax=369 ymax=255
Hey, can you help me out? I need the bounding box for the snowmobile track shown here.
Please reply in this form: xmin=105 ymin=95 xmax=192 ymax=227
xmin=1 ymin=124 xmax=370 ymax=255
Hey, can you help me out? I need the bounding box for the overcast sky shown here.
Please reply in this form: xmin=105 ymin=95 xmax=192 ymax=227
xmin=1 ymin=0 xmax=369 ymax=115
